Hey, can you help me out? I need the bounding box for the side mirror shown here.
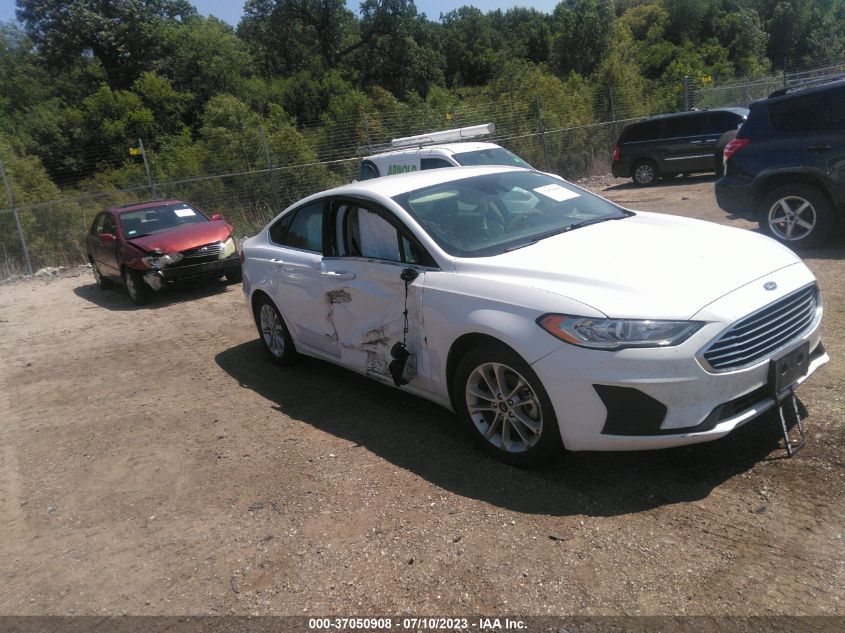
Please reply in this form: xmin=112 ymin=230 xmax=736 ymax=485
xmin=99 ymin=233 xmax=117 ymax=244
xmin=210 ymin=213 xmax=223 ymax=221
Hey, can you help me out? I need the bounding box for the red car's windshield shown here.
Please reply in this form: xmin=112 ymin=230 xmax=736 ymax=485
xmin=120 ymin=203 xmax=208 ymax=238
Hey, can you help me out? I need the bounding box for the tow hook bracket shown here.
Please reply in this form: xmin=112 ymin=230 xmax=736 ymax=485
xmin=776 ymin=391 xmax=806 ymax=458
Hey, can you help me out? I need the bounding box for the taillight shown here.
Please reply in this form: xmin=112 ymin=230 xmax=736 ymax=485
xmin=723 ymin=138 xmax=750 ymax=162
xmin=612 ymin=145 xmax=620 ymax=161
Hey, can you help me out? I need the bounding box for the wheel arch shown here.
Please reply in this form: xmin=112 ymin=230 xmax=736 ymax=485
xmin=445 ymin=332 xmax=524 ymax=410
xmin=752 ymin=173 xmax=838 ymax=214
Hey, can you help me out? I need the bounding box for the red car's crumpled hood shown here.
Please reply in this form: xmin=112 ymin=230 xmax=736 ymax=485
xmin=126 ymin=221 xmax=231 ymax=253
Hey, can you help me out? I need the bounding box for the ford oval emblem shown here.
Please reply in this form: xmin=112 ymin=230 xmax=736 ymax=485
xmin=764 ymin=281 xmax=777 ymax=291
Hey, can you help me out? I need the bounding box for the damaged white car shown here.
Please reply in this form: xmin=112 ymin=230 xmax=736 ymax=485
xmin=241 ymin=166 xmax=828 ymax=465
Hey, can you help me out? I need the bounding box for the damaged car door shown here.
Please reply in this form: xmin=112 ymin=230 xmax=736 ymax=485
xmin=321 ymin=200 xmax=434 ymax=390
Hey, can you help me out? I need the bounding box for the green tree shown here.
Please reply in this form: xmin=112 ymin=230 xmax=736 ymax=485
xmin=551 ymin=0 xmax=615 ymax=77
xmin=440 ymin=7 xmax=499 ymax=86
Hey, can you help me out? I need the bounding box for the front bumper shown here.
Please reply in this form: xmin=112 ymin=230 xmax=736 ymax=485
xmin=531 ymin=265 xmax=829 ymax=451
xmin=144 ymin=255 xmax=241 ymax=287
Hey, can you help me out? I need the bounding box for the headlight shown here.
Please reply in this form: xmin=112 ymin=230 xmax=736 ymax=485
xmin=141 ymin=252 xmax=183 ymax=268
xmin=219 ymin=237 xmax=236 ymax=259
xmin=537 ymin=314 xmax=704 ymax=350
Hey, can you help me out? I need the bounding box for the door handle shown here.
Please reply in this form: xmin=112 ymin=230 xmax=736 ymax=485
xmin=270 ymin=258 xmax=285 ymax=266
xmin=322 ymin=271 xmax=356 ymax=280
xmin=690 ymin=140 xmax=703 ymax=144
xmin=806 ymin=144 xmax=832 ymax=152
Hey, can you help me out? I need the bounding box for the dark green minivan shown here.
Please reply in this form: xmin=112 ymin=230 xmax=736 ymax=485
xmin=612 ymin=108 xmax=748 ymax=186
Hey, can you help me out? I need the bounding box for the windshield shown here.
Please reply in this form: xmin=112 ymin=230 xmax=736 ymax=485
xmin=453 ymin=147 xmax=531 ymax=169
xmin=119 ymin=203 xmax=208 ymax=238
xmin=393 ymin=171 xmax=630 ymax=257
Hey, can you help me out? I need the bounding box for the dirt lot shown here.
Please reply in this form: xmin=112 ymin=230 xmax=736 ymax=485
xmin=1 ymin=175 xmax=843 ymax=617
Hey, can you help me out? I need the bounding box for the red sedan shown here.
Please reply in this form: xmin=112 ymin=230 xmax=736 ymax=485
xmin=86 ymin=199 xmax=242 ymax=304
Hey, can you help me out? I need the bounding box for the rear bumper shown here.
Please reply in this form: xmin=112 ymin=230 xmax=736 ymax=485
xmin=715 ymin=176 xmax=756 ymax=219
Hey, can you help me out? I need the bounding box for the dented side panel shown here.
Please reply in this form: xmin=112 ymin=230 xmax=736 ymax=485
xmin=320 ymin=258 xmax=430 ymax=391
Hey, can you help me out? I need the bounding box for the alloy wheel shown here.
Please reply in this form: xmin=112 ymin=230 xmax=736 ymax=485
xmin=465 ymin=362 xmax=543 ymax=453
xmin=259 ymin=303 xmax=285 ymax=357
xmin=768 ymin=196 xmax=817 ymax=241
xmin=634 ymin=162 xmax=655 ymax=185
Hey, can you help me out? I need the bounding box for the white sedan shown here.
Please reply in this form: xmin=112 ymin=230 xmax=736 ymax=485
xmin=241 ymin=166 xmax=828 ymax=466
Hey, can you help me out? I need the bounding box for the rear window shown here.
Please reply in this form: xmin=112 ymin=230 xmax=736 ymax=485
xmin=769 ymin=94 xmax=820 ymax=132
xmin=706 ymin=111 xmax=744 ymax=135
xmin=622 ymin=120 xmax=662 ymax=143
xmin=819 ymin=87 xmax=845 ymax=131
xmin=452 ymin=147 xmax=530 ymax=168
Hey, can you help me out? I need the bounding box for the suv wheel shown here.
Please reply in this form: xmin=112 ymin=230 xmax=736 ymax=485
xmin=632 ymin=160 xmax=658 ymax=186
xmin=759 ymin=185 xmax=835 ymax=249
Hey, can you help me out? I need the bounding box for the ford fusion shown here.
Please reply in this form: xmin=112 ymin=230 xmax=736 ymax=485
xmin=241 ymin=166 xmax=828 ymax=466
xmin=86 ymin=199 xmax=242 ymax=305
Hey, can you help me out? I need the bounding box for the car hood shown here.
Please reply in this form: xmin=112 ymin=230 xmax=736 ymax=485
xmin=453 ymin=211 xmax=802 ymax=319
xmin=126 ymin=221 xmax=231 ymax=253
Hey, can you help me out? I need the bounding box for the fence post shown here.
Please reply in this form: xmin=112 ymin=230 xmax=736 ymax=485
xmin=608 ymin=83 xmax=619 ymax=142
xmin=535 ymin=95 xmax=550 ymax=172
xmin=683 ymin=75 xmax=691 ymax=110
xmin=138 ymin=138 xmax=156 ymax=199
xmin=0 ymin=158 xmax=34 ymax=276
xmin=259 ymin=125 xmax=280 ymax=209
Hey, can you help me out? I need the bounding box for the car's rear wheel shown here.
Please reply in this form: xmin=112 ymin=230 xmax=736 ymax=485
xmin=90 ymin=258 xmax=113 ymax=289
xmin=123 ymin=267 xmax=152 ymax=305
xmin=253 ymin=295 xmax=299 ymax=365
xmin=453 ymin=343 xmax=563 ymax=467
xmin=632 ymin=159 xmax=659 ymax=186
xmin=759 ymin=184 xmax=835 ymax=249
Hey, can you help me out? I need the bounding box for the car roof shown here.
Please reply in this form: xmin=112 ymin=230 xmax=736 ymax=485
xmin=631 ymin=107 xmax=749 ymax=124
xmin=107 ymin=199 xmax=187 ymax=214
xmin=315 ymin=165 xmax=533 ymax=199
xmin=762 ymin=78 xmax=845 ymax=102
xmin=364 ymin=141 xmax=502 ymax=161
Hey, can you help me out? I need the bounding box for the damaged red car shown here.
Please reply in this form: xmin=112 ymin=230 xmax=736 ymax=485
xmin=86 ymin=199 xmax=242 ymax=304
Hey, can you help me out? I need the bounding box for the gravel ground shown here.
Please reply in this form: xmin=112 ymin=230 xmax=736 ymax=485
xmin=0 ymin=175 xmax=842 ymax=618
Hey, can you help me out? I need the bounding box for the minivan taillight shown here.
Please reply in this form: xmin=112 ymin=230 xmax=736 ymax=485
xmin=723 ymin=138 xmax=750 ymax=162
xmin=612 ymin=145 xmax=620 ymax=161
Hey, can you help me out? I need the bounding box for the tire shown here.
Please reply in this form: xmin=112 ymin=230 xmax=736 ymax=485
xmin=253 ymin=295 xmax=299 ymax=365
xmin=758 ymin=184 xmax=836 ymax=249
xmin=90 ymin=258 xmax=114 ymax=289
xmin=632 ymin=159 xmax=659 ymax=186
xmin=123 ymin=267 xmax=152 ymax=305
xmin=453 ymin=342 xmax=563 ymax=467
xmin=226 ymin=267 xmax=243 ymax=284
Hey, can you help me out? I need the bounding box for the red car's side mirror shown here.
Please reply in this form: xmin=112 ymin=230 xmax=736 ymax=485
xmin=210 ymin=213 xmax=223 ymax=221
xmin=99 ymin=233 xmax=117 ymax=244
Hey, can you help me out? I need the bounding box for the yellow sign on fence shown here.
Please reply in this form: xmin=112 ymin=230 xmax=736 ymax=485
xmin=129 ymin=147 xmax=142 ymax=156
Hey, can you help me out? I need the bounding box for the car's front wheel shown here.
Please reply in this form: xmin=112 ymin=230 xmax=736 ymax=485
xmin=453 ymin=343 xmax=563 ymax=467
xmin=123 ymin=267 xmax=152 ymax=305
xmin=759 ymin=184 xmax=835 ymax=249
xmin=253 ymin=295 xmax=299 ymax=365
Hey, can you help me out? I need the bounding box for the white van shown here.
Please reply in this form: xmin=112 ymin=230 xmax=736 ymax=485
xmin=358 ymin=124 xmax=531 ymax=180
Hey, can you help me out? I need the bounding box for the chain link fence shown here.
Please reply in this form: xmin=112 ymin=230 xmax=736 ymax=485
xmin=2 ymin=59 xmax=843 ymax=278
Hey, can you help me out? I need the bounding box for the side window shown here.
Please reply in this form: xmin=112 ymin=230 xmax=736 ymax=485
xmin=706 ymin=112 xmax=742 ymax=135
xmin=624 ymin=120 xmax=661 ymax=143
xmin=101 ymin=213 xmax=117 ymax=236
xmin=819 ymin=89 xmax=845 ymax=131
xmin=271 ymin=202 xmax=324 ymax=252
xmin=339 ymin=203 xmax=434 ymax=266
xmin=665 ymin=114 xmax=703 ymax=138
xmin=91 ymin=213 xmax=106 ymax=235
xmin=359 ymin=161 xmax=379 ymax=180
xmin=421 ymin=158 xmax=454 ymax=170
xmin=769 ymin=95 xmax=819 ymax=132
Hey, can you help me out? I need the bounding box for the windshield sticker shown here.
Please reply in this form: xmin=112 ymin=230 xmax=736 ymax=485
xmin=533 ymin=184 xmax=580 ymax=202
xmin=174 ymin=208 xmax=197 ymax=217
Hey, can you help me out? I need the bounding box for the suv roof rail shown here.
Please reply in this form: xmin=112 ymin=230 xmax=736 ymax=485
xmin=768 ymin=76 xmax=845 ymax=98
xmin=357 ymin=123 xmax=496 ymax=156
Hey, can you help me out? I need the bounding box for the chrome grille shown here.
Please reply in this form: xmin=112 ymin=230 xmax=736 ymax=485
xmin=702 ymin=285 xmax=819 ymax=371
xmin=182 ymin=242 xmax=223 ymax=258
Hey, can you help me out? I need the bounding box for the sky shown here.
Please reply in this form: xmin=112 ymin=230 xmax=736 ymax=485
xmin=0 ymin=1 xmax=563 ymax=27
